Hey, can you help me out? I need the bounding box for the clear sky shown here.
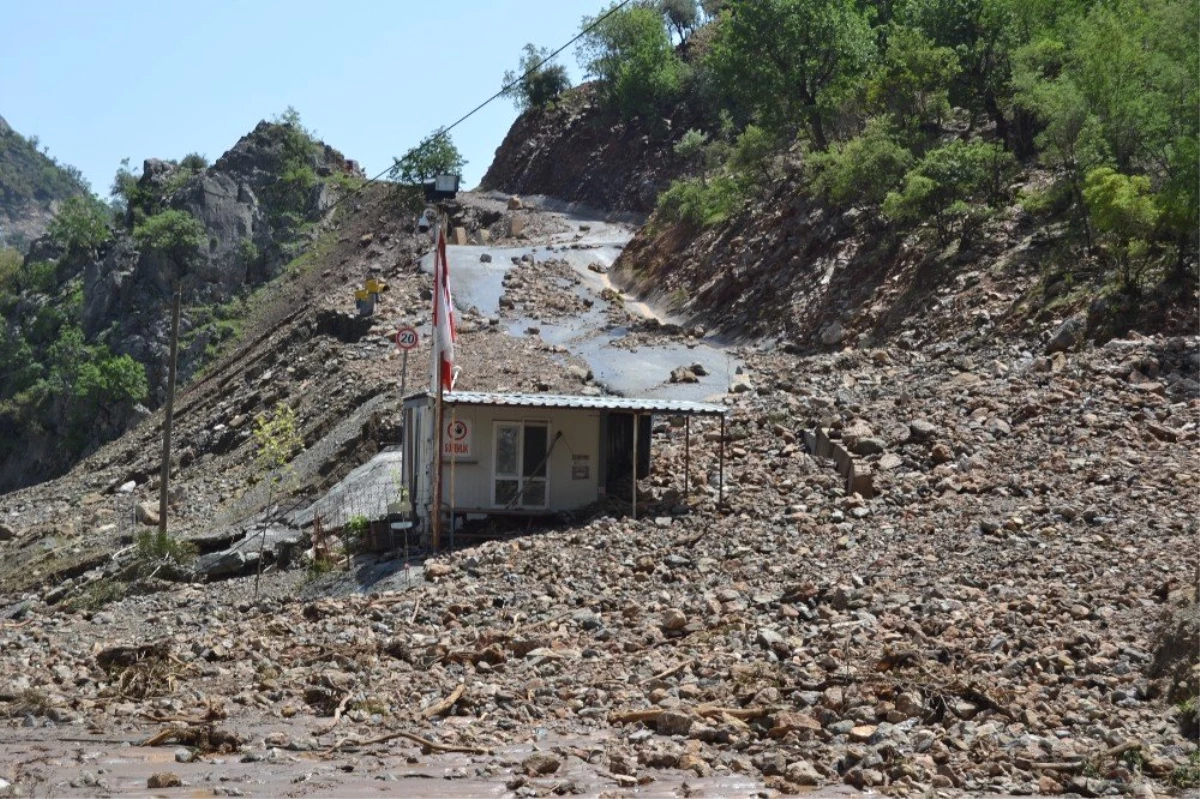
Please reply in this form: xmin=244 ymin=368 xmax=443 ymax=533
xmin=0 ymin=0 xmax=599 ymax=197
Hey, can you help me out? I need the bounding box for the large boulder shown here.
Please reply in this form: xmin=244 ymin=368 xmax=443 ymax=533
xmin=1045 ymin=315 xmax=1084 ymax=354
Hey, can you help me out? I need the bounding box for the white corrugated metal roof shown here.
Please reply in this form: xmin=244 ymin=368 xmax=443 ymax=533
xmin=405 ymin=391 xmax=726 ymax=415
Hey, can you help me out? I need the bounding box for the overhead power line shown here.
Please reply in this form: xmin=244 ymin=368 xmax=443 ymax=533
xmin=326 ymin=0 xmax=634 ymax=212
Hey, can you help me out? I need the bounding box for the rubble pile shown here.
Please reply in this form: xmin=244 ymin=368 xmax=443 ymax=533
xmin=1 ymin=329 xmax=1195 ymax=796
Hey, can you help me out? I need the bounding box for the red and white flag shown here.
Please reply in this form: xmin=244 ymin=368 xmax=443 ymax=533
xmin=431 ymin=227 xmax=457 ymax=392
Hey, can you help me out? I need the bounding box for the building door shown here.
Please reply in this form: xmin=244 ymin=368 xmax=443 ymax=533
xmin=493 ymin=421 xmax=549 ymax=508
xmin=605 ymin=413 xmax=651 ymax=486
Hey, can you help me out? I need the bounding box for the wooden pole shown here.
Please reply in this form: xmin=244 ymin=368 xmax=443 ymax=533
xmin=684 ymin=416 xmax=690 ymax=499
xmin=157 ymin=288 xmax=181 ymax=544
xmin=631 ymin=413 xmax=638 ymax=520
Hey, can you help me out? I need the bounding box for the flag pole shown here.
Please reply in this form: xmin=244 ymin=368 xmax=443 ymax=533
xmin=431 ymin=215 xmax=445 ymax=551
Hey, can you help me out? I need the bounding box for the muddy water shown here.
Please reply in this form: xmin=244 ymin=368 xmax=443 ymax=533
xmin=419 ymin=205 xmax=744 ymax=402
xmin=0 ymin=724 xmax=799 ymax=798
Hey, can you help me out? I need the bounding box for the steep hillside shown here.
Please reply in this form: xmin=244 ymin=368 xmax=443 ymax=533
xmin=0 ymin=114 xmax=91 ymax=251
xmin=481 ymin=84 xmax=688 ymax=214
xmin=0 ymin=119 xmax=363 ymax=493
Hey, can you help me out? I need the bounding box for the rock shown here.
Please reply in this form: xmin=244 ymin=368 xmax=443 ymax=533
xmin=0 ymin=523 xmax=14 ymax=541
xmin=689 ymin=362 xmax=709 ymax=376
xmin=729 ymin=374 xmax=753 ymax=393
xmin=931 ymin=443 xmax=953 ymax=464
xmin=656 ymin=710 xmax=693 ymax=736
xmin=147 ymin=772 xmax=181 ymax=789
xmin=786 ymin=759 xmax=821 ymax=786
xmin=909 ymin=420 xmax=937 ymax=441
xmin=1046 ymin=315 xmax=1084 ymax=354
xmin=425 ymin=562 xmax=453 ymax=579
xmin=770 ymin=712 xmax=822 ymax=739
xmin=878 ymin=453 xmax=903 ymax=471
xmin=136 ymin=501 xmax=160 ymax=526
xmin=848 ymin=724 xmax=877 ymax=743
xmin=567 ymin=364 xmax=592 ymax=382
xmin=194 ymin=549 xmax=255 ymax=578
xmin=820 ymin=323 xmax=847 ymax=346
xmin=661 ymin=608 xmax=688 ymax=631
xmin=852 ymin=437 xmax=886 ymax=456
xmin=507 ymin=195 xmax=523 ymax=211
xmin=521 ymin=752 xmax=560 ymax=776
xmin=670 ymin=367 xmax=698 ymax=384
xmin=479 ymin=253 xmax=492 ymax=263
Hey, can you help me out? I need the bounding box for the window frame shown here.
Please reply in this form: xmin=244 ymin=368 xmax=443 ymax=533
xmin=491 ymin=419 xmax=550 ymax=509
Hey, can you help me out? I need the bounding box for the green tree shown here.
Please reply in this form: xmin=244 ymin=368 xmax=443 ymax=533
xmin=133 ymin=209 xmax=205 ymax=268
xmin=660 ymin=0 xmax=701 ymax=41
xmin=864 ymin=25 xmax=959 ymax=133
xmin=501 ymin=44 xmax=572 ymax=111
xmin=577 ymin=2 xmax=687 ymax=120
xmin=899 ymin=0 xmax=1017 ymax=138
xmin=48 ymin=196 xmax=111 ymax=260
xmin=1083 ymin=167 xmax=1160 ymax=292
xmin=705 ymin=0 xmax=875 ymax=147
xmin=389 ymin=131 xmax=466 ymax=185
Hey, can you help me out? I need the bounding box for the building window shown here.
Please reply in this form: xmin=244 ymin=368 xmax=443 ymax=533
xmin=493 ymin=421 xmax=549 ymax=508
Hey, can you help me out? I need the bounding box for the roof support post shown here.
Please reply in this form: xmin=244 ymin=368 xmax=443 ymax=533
xmin=631 ymin=412 xmax=638 ymax=521
xmin=684 ymin=416 xmax=690 ymax=500
xmin=718 ymin=414 xmax=725 ymax=509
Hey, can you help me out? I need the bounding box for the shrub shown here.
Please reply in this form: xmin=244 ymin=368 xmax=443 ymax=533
xmin=19 ymin=260 xmax=57 ymax=294
xmin=656 ymin=174 xmax=745 ymax=226
xmin=0 ymin=247 xmax=20 ymax=292
xmin=502 ymin=43 xmax=572 ymax=111
xmin=134 ymin=209 xmax=205 ymax=266
xmin=134 ymin=529 xmax=197 ymax=569
xmin=179 ymin=152 xmax=208 ymax=171
xmin=1083 ymin=166 xmax=1160 ymax=292
xmin=809 ymin=119 xmax=913 ymax=208
xmin=48 ymin=196 xmax=111 ymax=259
xmin=883 ymin=139 xmax=1014 ymax=241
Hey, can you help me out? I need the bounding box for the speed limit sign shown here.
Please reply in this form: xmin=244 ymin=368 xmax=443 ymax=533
xmin=395 ymin=326 xmax=419 ymax=350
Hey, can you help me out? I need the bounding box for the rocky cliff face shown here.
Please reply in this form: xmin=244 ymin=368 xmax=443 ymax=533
xmin=0 ymin=113 xmax=91 ymax=252
xmin=83 ymin=125 xmax=353 ymax=401
xmin=0 ymin=121 xmax=363 ymax=493
xmin=481 ymin=86 xmax=688 ymax=214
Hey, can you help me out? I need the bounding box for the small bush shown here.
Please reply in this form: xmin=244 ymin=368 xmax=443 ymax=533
xmin=809 ymin=119 xmax=913 ymax=208
xmin=134 ymin=529 xmax=197 ymax=568
xmin=883 ymin=139 xmax=1014 ymax=241
xmin=656 ymin=174 xmax=745 ymax=227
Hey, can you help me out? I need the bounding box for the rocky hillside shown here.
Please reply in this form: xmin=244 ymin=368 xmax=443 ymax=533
xmin=481 ymin=84 xmax=688 ymax=214
xmin=0 ymin=119 xmax=364 ymax=493
xmin=0 ymin=114 xmax=91 ymax=251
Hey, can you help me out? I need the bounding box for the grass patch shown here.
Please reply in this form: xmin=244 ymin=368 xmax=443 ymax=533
xmin=63 ymin=578 xmax=127 ymax=612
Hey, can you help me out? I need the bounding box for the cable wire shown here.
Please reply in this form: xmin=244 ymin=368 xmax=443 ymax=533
xmin=321 ymin=0 xmax=634 ymax=214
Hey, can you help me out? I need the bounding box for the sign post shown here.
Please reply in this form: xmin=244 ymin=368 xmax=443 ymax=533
xmin=395 ymin=325 xmax=418 ymax=403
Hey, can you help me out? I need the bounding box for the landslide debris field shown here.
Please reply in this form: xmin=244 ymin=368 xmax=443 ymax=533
xmin=1 ymin=191 xmax=1198 ymax=798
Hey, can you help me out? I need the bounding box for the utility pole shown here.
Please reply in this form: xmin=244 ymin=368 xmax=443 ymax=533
xmin=430 ymin=210 xmax=446 ymax=551
xmin=157 ymin=288 xmax=181 ymax=545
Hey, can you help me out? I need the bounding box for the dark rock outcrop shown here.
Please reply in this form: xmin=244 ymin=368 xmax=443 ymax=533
xmin=480 ymin=86 xmax=686 ymax=214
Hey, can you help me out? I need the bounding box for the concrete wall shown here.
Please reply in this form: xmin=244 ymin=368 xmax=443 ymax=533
xmin=412 ymin=404 xmax=603 ymax=513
